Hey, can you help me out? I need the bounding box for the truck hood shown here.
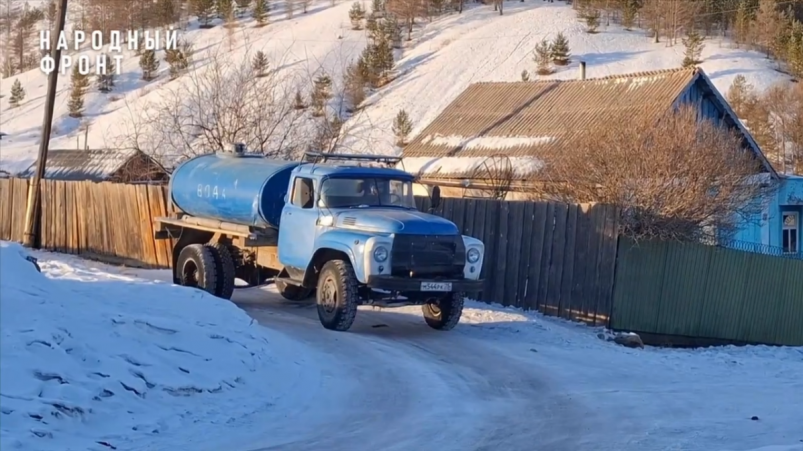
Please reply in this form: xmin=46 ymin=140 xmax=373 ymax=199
xmin=334 ymin=209 xmax=459 ymax=235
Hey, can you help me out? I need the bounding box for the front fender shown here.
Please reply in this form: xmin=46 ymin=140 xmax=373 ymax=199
xmin=309 ymin=229 xmax=376 ymax=283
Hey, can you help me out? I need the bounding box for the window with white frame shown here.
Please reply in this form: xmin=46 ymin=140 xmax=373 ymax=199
xmin=782 ymin=212 xmax=799 ymax=254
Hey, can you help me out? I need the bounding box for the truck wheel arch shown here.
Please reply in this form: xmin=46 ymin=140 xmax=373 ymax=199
xmin=303 ymin=248 xmax=354 ymax=288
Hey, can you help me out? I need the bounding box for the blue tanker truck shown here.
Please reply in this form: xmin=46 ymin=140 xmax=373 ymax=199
xmin=154 ymin=148 xmax=485 ymax=332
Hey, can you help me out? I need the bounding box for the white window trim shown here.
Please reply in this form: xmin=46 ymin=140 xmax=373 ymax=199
xmin=781 ymin=211 xmax=799 ymax=254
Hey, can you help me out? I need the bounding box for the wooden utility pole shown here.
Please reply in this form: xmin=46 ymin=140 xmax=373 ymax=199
xmin=22 ymin=0 xmax=68 ymax=248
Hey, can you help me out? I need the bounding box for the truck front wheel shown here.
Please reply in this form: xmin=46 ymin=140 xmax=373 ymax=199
xmin=176 ymin=244 xmax=218 ymax=296
xmin=422 ymin=292 xmax=465 ymax=331
xmin=316 ymin=260 xmax=359 ymax=331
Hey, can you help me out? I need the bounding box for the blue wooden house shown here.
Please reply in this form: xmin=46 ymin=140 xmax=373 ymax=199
xmin=733 ymin=175 xmax=803 ymax=257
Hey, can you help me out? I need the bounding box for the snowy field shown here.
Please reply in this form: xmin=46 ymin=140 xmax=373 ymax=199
xmin=2 ymin=242 xmax=802 ymax=450
xmin=0 ymin=0 xmax=793 ymax=173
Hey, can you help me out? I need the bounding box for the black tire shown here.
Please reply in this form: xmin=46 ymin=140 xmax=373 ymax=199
xmin=316 ymin=260 xmax=359 ymax=331
xmin=422 ymin=292 xmax=465 ymax=331
xmin=205 ymin=242 xmax=236 ymax=300
xmin=276 ymin=279 xmax=313 ymax=301
xmin=176 ymin=244 xmax=218 ymax=295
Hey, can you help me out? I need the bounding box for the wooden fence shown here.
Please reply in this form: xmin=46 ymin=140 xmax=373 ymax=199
xmin=1 ymin=178 xmax=619 ymax=326
xmin=0 ymin=178 xmax=174 ymax=268
xmin=417 ymin=197 xmax=619 ymax=326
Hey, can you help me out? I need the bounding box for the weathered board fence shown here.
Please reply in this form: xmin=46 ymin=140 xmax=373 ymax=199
xmin=0 ymin=178 xmax=174 ymax=268
xmin=611 ymin=238 xmax=803 ymax=347
xmin=417 ymin=197 xmax=619 ymax=326
xmin=2 ymin=178 xmax=619 ymax=326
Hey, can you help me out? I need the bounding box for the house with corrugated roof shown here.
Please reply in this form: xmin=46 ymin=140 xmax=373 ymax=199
xmin=400 ymin=66 xmax=801 ymax=255
xmin=401 ymin=66 xmax=776 ymax=189
xmin=20 ymin=148 xmax=168 ymax=183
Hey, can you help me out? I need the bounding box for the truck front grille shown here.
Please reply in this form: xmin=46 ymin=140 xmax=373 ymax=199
xmin=390 ymin=234 xmax=465 ymax=278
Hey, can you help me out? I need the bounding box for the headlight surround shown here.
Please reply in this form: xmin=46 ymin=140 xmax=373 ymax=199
xmin=467 ymin=247 xmax=480 ymax=263
xmin=373 ymin=246 xmax=389 ymax=262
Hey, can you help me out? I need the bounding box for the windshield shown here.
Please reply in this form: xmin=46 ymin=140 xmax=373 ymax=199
xmin=320 ymin=178 xmax=415 ymax=209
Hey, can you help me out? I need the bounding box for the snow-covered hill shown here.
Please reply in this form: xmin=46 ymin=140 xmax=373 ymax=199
xmin=0 ymin=0 xmax=792 ymax=173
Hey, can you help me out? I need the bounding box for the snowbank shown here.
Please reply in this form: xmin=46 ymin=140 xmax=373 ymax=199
xmin=0 ymin=241 xmax=325 ymax=451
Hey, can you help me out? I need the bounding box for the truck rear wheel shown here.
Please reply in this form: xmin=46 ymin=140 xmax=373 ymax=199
xmin=205 ymin=243 xmax=235 ymax=300
xmin=316 ymin=260 xmax=359 ymax=331
xmin=176 ymin=244 xmax=218 ymax=296
xmin=422 ymin=292 xmax=464 ymax=331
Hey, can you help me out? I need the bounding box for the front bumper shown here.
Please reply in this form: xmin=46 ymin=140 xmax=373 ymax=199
xmin=366 ymin=275 xmax=483 ymax=293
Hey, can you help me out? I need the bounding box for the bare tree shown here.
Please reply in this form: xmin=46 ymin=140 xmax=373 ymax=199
xmin=538 ymin=104 xmax=777 ymax=241
xmin=117 ymin=46 xmax=307 ymax=164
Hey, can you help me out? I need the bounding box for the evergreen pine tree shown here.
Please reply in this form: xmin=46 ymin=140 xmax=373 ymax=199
xmin=344 ymin=62 xmax=366 ymax=111
xmin=585 ymin=9 xmax=600 ymax=33
xmin=366 ymin=15 xmax=379 ymax=40
xmin=622 ymin=0 xmax=637 ymax=31
xmin=789 ymin=24 xmax=803 ymax=77
xmin=166 ymin=41 xmax=192 ymax=79
xmin=371 ymin=0 xmax=383 ymax=17
xmin=372 ymin=37 xmax=394 ymax=85
xmin=252 ymin=50 xmax=269 ymax=76
xmin=9 ymin=79 xmax=25 ymax=107
xmin=311 ymin=72 xmax=332 ymax=116
xmin=381 ymin=16 xmax=402 ymax=48
xmin=96 ymin=54 xmax=116 ymax=92
xmin=140 ymin=49 xmax=160 ymax=81
xmin=550 ymin=32 xmax=571 ymax=66
xmin=71 ymin=64 xmax=90 ymax=92
xmin=294 ymin=89 xmax=306 ymax=109
xmin=733 ymin=0 xmax=752 ymax=46
xmin=217 ymin=0 xmax=234 ymax=19
xmin=357 ymin=51 xmax=372 ymax=84
xmin=726 ymin=75 xmax=755 ymax=117
xmin=392 ymin=109 xmax=412 ymax=146
xmin=194 ymin=0 xmax=217 ymax=27
xmin=235 ymin=0 xmax=251 ymax=16
xmin=755 ymin=0 xmax=779 ymax=57
xmin=682 ymin=29 xmax=704 ymax=67
xmin=770 ymin=14 xmax=792 ymax=63
xmin=68 ymin=67 xmax=86 ymax=118
xmin=533 ymin=39 xmax=553 ymax=75
xmin=520 ymin=70 xmax=530 ymax=81
xmin=253 ymin=0 xmax=268 ymax=26
xmin=349 ymin=2 xmax=365 ymax=30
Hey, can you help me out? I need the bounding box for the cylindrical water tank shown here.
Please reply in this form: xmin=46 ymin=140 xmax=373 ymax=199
xmin=169 ymin=153 xmax=302 ymax=229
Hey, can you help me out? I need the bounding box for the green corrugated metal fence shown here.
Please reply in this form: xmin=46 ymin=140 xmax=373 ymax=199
xmin=611 ymin=238 xmax=803 ymax=346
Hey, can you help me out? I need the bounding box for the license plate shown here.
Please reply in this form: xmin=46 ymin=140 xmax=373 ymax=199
xmin=420 ymin=281 xmax=452 ymax=291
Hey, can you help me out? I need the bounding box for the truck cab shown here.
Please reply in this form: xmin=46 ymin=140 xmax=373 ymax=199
xmin=154 ymin=150 xmax=485 ymax=332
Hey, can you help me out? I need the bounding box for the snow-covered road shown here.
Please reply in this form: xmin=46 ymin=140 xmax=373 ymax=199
xmin=233 ymin=291 xmax=592 ymax=451
xmin=3 ymin=245 xmax=802 ymax=451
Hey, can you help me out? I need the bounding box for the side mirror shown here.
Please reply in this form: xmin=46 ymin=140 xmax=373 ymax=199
xmin=430 ymin=185 xmax=441 ymax=210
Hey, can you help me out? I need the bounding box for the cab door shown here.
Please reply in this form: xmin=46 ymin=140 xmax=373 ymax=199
xmin=278 ymin=176 xmax=319 ymax=271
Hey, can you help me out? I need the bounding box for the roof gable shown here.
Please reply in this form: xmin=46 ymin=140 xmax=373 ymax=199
xmin=681 ymin=71 xmax=778 ymax=178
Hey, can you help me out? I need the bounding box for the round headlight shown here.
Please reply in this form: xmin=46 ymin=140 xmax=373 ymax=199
xmin=373 ymin=246 xmax=389 ymax=262
xmin=467 ymin=248 xmax=480 ymax=263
